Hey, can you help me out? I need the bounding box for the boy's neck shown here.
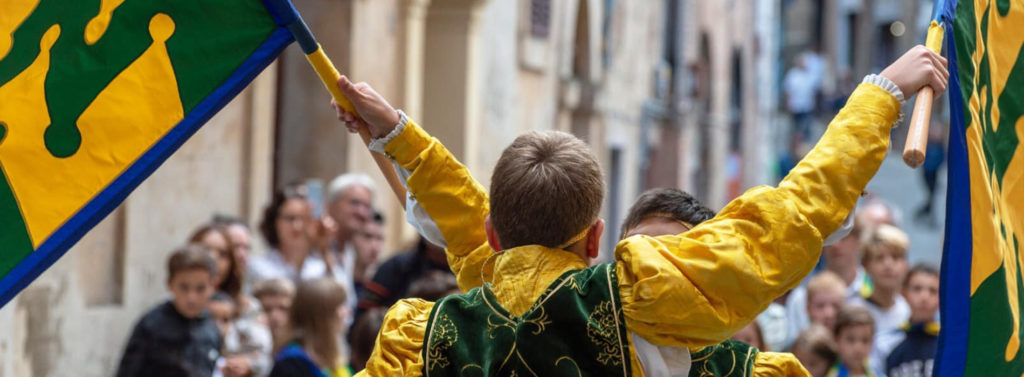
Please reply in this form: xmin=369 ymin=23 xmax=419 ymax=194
xmin=909 ymin=315 xmax=935 ymax=325
xmin=846 ymin=361 xmax=866 ymax=375
xmin=167 ymin=300 xmax=202 ymax=320
xmin=869 ymin=286 xmax=897 ymax=308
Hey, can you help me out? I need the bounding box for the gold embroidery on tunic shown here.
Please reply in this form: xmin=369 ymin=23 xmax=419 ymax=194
xmin=523 ymin=306 xmax=552 ymax=335
xmin=587 ymin=300 xmax=623 ymax=366
xmin=427 ymin=313 xmax=459 ymax=371
xmin=555 ymin=356 xmax=583 ymax=377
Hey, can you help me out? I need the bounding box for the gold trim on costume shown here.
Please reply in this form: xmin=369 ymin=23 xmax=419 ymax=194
xmin=606 ymin=266 xmax=629 ymax=376
xmin=555 ymin=356 xmax=584 ymax=377
xmin=556 ymin=228 xmax=591 ymax=249
xmin=425 ymin=303 xmax=459 ymax=375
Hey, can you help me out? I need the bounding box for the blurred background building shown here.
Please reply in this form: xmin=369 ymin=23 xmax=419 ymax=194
xmin=0 ymin=1 xmax=944 ymax=376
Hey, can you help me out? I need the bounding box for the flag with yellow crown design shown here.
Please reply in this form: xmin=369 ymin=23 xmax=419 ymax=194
xmin=937 ymin=0 xmax=1024 ymax=375
xmin=0 ymin=0 xmax=298 ymax=307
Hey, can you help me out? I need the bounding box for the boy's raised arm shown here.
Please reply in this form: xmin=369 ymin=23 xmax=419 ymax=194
xmin=616 ymin=46 xmax=948 ymax=348
xmin=333 ymin=77 xmax=493 ymax=291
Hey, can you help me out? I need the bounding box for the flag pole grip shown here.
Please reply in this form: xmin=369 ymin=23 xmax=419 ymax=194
xmin=305 ymin=47 xmax=408 ymax=208
xmin=903 ymin=86 xmax=933 ymax=168
xmin=267 ymin=0 xmax=407 ymax=207
xmin=902 ymin=21 xmax=944 ymax=168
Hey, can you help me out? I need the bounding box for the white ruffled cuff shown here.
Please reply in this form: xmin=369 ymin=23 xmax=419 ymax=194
xmin=368 ymin=109 xmax=408 ymax=154
xmin=862 ymin=74 xmax=905 ymax=103
xmin=862 ymin=74 xmax=905 ymax=127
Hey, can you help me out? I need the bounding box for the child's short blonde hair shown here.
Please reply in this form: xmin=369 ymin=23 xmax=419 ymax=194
xmin=490 ymin=131 xmax=604 ymax=249
xmin=806 ymin=270 xmax=847 ymax=303
xmin=252 ymin=278 xmax=295 ymax=299
xmin=834 ymin=305 xmax=874 ymax=337
xmin=860 ymin=224 xmax=909 ymax=265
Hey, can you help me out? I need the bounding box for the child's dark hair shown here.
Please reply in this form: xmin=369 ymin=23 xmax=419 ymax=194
xmin=349 ymin=307 xmax=387 ymax=371
xmin=904 ymin=262 xmax=940 ymax=287
xmin=167 ymin=245 xmax=217 ymax=282
xmin=407 ymin=271 xmax=459 ymax=301
xmin=620 ymin=188 xmax=716 ymax=237
xmin=259 ymin=184 xmax=308 ymax=248
xmin=834 ymin=305 xmax=874 ymax=337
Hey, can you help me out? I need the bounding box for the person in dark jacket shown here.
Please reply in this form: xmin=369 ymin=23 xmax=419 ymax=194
xmin=354 ymin=237 xmax=449 ymax=316
xmin=116 ymin=245 xmax=223 ymax=377
xmin=886 ymin=264 xmax=940 ymax=377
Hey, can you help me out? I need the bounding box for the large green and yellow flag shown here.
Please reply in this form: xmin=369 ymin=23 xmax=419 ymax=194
xmin=0 ymin=0 xmax=300 ymax=306
xmin=937 ymin=0 xmax=1024 ymax=375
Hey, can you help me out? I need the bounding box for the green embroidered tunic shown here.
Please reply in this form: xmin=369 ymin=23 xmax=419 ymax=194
xmin=688 ymin=340 xmax=759 ymax=377
xmin=422 ymin=263 xmax=632 ymax=377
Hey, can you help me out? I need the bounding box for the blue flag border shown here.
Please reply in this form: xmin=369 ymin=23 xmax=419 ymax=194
xmin=935 ymin=0 xmax=971 ymax=376
xmin=0 ymin=10 xmax=295 ymax=307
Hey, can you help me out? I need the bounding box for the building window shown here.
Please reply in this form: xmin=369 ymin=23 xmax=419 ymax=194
xmin=530 ymin=0 xmax=551 ymax=38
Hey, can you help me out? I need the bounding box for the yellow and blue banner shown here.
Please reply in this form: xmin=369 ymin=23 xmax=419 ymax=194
xmin=0 ymin=0 xmax=307 ymax=307
xmin=937 ymin=0 xmax=1024 ymax=375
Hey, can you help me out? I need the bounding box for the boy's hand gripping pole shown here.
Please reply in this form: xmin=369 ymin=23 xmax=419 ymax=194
xmin=266 ymin=0 xmax=407 ymax=207
xmin=902 ymin=22 xmax=944 ymax=168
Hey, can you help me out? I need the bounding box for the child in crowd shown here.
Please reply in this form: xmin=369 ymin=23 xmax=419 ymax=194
xmin=806 ymin=271 xmax=847 ymax=331
xmin=209 ymin=292 xmax=236 ymax=339
xmin=886 ymin=264 xmax=940 ymax=377
xmin=269 ymin=278 xmax=351 ymax=377
xmin=619 ymin=187 xmax=808 ymax=375
xmin=348 ymin=308 xmax=387 ymax=373
xmin=209 ymin=293 xmax=235 ymax=377
xmin=253 ymin=278 xmax=296 ymax=351
xmin=116 ymin=245 xmax=223 ymax=377
xmin=331 ymin=46 xmax=947 ymax=376
xmin=850 ymin=224 xmax=910 ymax=370
xmin=830 ymin=305 xmax=884 ymax=377
xmin=405 ymin=270 xmax=460 ymax=301
xmin=731 ymin=321 xmax=766 ymax=351
xmin=791 ymin=325 xmax=838 ymax=377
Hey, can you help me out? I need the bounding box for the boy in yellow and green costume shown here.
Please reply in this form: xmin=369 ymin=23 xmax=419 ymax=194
xmin=331 ymin=46 xmax=948 ymax=377
xmin=620 ymin=187 xmax=807 ymax=377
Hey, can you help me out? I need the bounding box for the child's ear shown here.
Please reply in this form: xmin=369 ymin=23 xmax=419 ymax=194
xmin=586 ymin=219 xmax=605 ymax=259
xmin=485 ymin=215 xmax=503 ymax=252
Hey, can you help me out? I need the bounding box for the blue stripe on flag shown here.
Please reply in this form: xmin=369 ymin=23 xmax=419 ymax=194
xmin=935 ymin=0 xmax=970 ymax=375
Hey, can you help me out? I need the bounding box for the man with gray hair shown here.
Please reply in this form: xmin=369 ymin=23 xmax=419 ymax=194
xmin=321 ymin=173 xmax=377 ymax=313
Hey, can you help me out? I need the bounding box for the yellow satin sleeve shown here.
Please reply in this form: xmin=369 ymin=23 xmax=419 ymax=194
xmin=383 ymin=121 xmax=494 ymax=292
xmin=753 ymin=352 xmax=812 ymax=377
xmin=616 ymin=83 xmax=900 ymax=347
xmin=356 ymin=299 xmax=434 ymax=377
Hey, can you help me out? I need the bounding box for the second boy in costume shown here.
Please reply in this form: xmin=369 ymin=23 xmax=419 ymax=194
xmin=619 ymin=188 xmax=808 ymax=377
xmin=334 ymin=46 xmax=947 ymax=376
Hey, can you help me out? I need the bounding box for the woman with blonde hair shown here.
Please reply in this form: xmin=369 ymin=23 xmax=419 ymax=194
xmin=269 ymin=278 xmax=351 ymax=377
